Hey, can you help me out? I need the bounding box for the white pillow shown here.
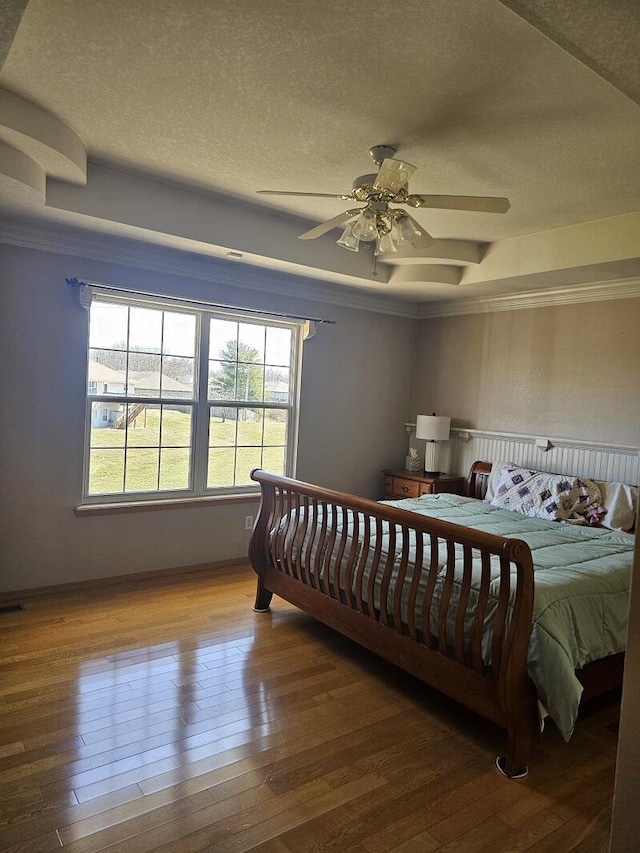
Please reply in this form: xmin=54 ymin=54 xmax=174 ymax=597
xmin=597 ymin=481 xmax=638 ymax=532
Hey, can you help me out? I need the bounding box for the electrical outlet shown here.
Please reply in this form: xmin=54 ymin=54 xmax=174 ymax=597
xmin=244 ymin=515 xmax=254 ymax=530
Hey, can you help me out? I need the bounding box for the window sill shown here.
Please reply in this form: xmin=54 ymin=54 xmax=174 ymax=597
xmin=74 ymin=492 xmax=260 ymax=517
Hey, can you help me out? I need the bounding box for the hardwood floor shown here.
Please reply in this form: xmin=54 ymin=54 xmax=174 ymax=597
xmin=0 ymin=565 xmax=619 ymax=852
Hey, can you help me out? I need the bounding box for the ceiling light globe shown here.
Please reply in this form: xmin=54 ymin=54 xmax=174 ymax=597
xmin=375 ymin=231 xmax=398 ymax=255
xmin=352 ymin=210 xmax=378 ymax=241
xmin=397 ymin=215 xmax=422 ymax=245
xmin=337 ymin=221 xmax=360 ymax=252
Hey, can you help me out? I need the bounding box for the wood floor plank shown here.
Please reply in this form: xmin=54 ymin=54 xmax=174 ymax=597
xmin=0 ymin=565 xmax=620 ymax=852
xmin=154 ymin=773 xmax=385 ymax=853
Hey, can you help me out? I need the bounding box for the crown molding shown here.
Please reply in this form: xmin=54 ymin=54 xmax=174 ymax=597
xmin=3 ymin=217 xmax=638 ymax=321
xmin=417 ymin=277 xmax=640 ymax=318
xmin=0 ymin=218 xmax=420 ymax=319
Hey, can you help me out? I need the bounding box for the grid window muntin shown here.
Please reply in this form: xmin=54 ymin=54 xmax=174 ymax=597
xmin=83 ymin=294 xmax=301 ymax=502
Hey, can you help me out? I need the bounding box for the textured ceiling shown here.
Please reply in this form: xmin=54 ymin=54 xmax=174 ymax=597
xmin=0 ymin=0 xmax=639 ymax=305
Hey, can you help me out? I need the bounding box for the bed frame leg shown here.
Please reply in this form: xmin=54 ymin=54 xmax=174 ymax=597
xmin=253 ymin=578 xmax=273 ymax=613
xmin=496 ymin=704 xmax=537 ymax=779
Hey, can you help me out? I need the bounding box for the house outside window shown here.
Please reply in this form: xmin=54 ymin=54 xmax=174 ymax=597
xmin=83 ymin=294 xmax=303 ymax=501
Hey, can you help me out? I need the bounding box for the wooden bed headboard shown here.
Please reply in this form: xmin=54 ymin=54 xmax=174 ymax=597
xmin=465 ymin=460 xmax=492 ymax=500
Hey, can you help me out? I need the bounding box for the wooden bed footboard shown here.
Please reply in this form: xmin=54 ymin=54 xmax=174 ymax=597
xmin=248 ymin=467 xmax=539 ymax=778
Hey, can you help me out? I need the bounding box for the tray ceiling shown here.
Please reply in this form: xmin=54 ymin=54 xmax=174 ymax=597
xmin=0 ymin=0 xmax=639 ymax=307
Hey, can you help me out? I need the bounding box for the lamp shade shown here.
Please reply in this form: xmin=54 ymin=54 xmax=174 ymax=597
xmin=415 ymin=414 xmax=450 ymax=442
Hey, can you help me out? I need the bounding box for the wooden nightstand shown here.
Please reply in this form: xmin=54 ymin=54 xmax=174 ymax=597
xmin=383 ymin=469 xmax=465 ymax=500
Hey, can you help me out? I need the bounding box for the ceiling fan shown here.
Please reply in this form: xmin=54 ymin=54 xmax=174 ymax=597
xmin=257 ymin=145 xmax=510 ymax=256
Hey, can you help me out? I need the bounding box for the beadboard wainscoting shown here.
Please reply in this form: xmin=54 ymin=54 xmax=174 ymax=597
xmin=447 ymin=429 xmax=640 ymax=486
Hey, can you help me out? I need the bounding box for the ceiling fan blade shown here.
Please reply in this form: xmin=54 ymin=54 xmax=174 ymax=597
xmin=409 ymin=194 xmax=511 ymax=213
xmin=257 ymin=190 xmax=351 ymax=199
xmin=298 ymin=210 xmax=359 ymax=240
xmin=373 ymin=158 xmax=417 ymax=194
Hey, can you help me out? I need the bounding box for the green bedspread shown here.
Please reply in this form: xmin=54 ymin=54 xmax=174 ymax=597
xmin=384 ymin=493 xmax=633 ymax=739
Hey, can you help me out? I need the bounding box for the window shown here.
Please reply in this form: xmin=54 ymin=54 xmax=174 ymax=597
xmin=84 ymin=294 xmax=302 ymax=501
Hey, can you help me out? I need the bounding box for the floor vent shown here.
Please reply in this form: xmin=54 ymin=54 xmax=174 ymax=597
xmin=0 ymin=604 xmax=24 ymax=614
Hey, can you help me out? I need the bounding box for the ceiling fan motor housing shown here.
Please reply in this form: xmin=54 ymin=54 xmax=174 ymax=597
xmin=369 ymin=144 xmax=397 ymax=165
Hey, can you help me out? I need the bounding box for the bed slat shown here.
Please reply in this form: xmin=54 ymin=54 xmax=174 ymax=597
xmin=353 ymin=513 xmax=371 ymax=611
xmin=471 ymin=551 xmax=492 ymax=673
xmin=421 ymin=534 xmax=441 ymax=649
xmin=392 ymin=526 xmax=411 ymax=631
xmin=454 ymin=545 xmax=474 ymax=666
xmin=378 ymin=523 xmax=397 ymax=626
xmin=406 ymin=531 xmax=424 ymax=642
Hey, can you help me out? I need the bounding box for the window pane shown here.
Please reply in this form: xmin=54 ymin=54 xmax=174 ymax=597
xmin=264 ymin=410 xmax=288 ymax=446
xmin=236 ymin=408 xmax=263 ymax=446
xmin=209 ymin=319 xmax=238 ymax=360
xmin=160 ymin=407 xmax=192 ymax=447
xmin=123 ymin=403 xmax=159 ymax=446
xmin=207 ymin=447 xmax=235 ymax=488
xmin=265 ymin=326 xmax=291 ymax=367
xmin=128 ymin=352 xmax=162 ymax=398
xmin=88 ymin=350 xmax=127 ymax=395
xmin=238 ymin=323 xmax=265 ymax=363
xmin=88 ymin=448 xmax=125 ymax=495
xmin=235 ymin=447 xmax=262 ymax=485
xmin=264 ymin=368 xmax=289 ymax=403
xmin=129 ymin=306 xmax=162 ymax=353
xmin=89 ymin=302 xmax=128 ymax=350
xmin=159 ymin=448 xmax=190 ymax=490
xmin=89 ymin=400 xmax=124 ymax=433
xmin=163 ymin=312 xmax=196 ymax=357
xmin=209 ymin=360 xmax=237 ymax=401
xmin=162 ymin=356 xmax=195 ymax=398
xmin=209 ymin=410 xmax=236 ymax=447
xmin=263 ymin=446 xmax=285 ymax=476
xmin=124 ymin=448 xmax=160 ymax=492
xmin=238 ymin=363 xmax=264 ymax=402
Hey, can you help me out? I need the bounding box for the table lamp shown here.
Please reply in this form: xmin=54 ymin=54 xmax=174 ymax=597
xmin=415 ymin=414 xmax=451 ymax=476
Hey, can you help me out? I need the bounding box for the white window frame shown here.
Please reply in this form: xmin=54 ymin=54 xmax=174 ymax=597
xmin=82 ymin=293 xmax=303 ymax=504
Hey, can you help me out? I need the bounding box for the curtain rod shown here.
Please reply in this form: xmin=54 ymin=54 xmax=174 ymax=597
xmin=65 ymin=277 xmax=336 ymax=325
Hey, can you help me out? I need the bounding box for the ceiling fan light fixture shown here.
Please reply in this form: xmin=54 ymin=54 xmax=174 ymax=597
xmin=351 ymin=209 xmax=378 ymax=241
xmin=375 ymin=229 xmax=398 ymax=256
xmin=336 ymin=221 xmax=360 ymax=252
xmin=396 ymin=213 xmax=422 ymax=245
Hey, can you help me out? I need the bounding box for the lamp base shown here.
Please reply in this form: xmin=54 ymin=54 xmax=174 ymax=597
xmin=423 ymin=441 xmax=441 ymax=479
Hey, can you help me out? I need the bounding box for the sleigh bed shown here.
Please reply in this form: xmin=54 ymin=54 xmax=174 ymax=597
xmin=248 ymin=461 xmax=635 ymax=777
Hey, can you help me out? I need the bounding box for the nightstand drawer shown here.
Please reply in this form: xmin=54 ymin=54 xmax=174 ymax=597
xmin=390 ymin=476 xmax=422 ymax=498
xmin=383 ymin=469 xmax=465 ymax=500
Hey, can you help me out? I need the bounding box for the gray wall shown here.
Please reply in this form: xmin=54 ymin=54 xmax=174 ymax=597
xmin=411 ymin=301 xmax=640 ymax=445
xmin=0 ymin=243 xmax=416 ymax=592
